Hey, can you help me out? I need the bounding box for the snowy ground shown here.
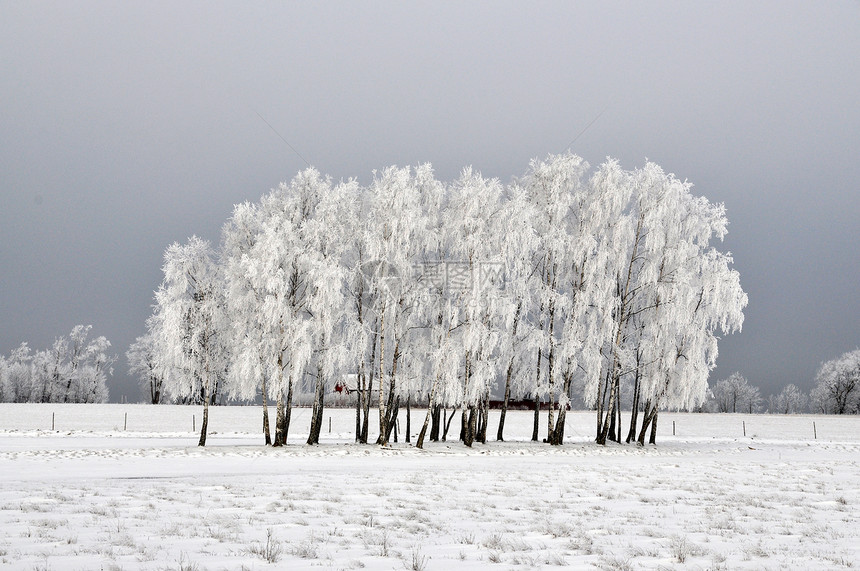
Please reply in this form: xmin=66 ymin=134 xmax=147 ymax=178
xmin=0 ymin=405 xmax=857 ymax=570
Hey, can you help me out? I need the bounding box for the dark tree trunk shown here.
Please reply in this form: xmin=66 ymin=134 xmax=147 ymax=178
xmin=637 ymin=399 xmax=658 ymax=446
xmin=470 ymin=405 xmax=479 ymax=446
xmin=210 ymin=376 xmax=220 ymax=406
xmin=384 ymin=396 xmax=400 ymax=444
xmin=355 ymin=371 xmax=363 ymax=443
xmin=417 ymin=387 xmax=438 ymax=449
xmin=64 ymin=375 xmax=74 ymax=403
xmin=597 ymin=366 xmax=620 ymax=445
xmin=274 ymin=390 xmax=286 ymax=447
xmin=442 ymin=406 xmax=458 ymax=441
xmin=649 ymin=410 xmax=658 ymax=445
xmin=596 ymin=368 xmax=608 ymax=440
xmin=361 ymin=322 xmax=377 ymax=444
xmin=497 ymin=359 xmax=513 ymax=441
xmin=361 ymin=378 xmax=371 ymax=443
xmin=150 ymin=374 xmax=162 ymax=404
xmin=626 ymin=369 xmax=641 ymax=444
xmin=430 ymin=403 xmax=441 ymax=442
xmin=405 ymin=396 xmax=411 ymax=443
xmin=459 ymin=352 xmax=471 ymax=443
xmin=307 ymin=368 xmax=326 ymax=445
xmin=549 ymin=406 xmax=565 ymax=445
xmin=607 ymin=374 xmax=621 ymax=443
xmin=262 ymin=384 xmax=272 ymax=446
xmin=548 ymin=371 xmax=573 ymax=445
xmin=417 ymin=413 xmax=430 ymax=449
xmin=378 ymin=339 xmax=400 ymax=446
xmin=463 ymin=405 xmax=477 ymax=447
xmin=284 ymin=375 xmax=294 ymax=443
xmin=608 ymin=397 xmax=617 ymax=442
xmin=478 ymin=390 xmax=489 ymax=444
xmin=198 ymin=398 xmax=209 ymax=447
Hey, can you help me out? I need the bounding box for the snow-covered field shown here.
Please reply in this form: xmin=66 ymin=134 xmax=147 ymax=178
xmin=0 ymin=405 xmax=857 ymax=570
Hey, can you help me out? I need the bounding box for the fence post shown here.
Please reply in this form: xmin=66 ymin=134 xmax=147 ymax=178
xmin=193 ymin=414 xmax=196 ymax=432
xmin=124 ymin=412 xmax=127 ymax=431
xmin=813 ymin=421 xmax=817 ymax=440
xmin=52 ymin=412 xmax=55 ymax=431
xmin=743 ymin=420 xmax=746 ymax=437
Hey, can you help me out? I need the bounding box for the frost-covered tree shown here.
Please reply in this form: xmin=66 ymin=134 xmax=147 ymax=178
xmin=223 ymin=168 xmax=356 ymax=445
xmin=397 ymin=166 xmax=448 ymax=444
xmin=628 ymin=176 xmax=746 ymax=444
xmin=711 ymin=372 xmax=760 ymax=413
xmin=442 ymin=167 xmax=507 ymax=446
xmin=493 ymin=183 xmax=539 ymax=442
xmin=412 ymin=172 xmax=460 ymax=448
xmin=340 ymin=183 xmax=375 ymax=443
xmin=29 ymin=336 xmax=67 ymax=403
xmin=363 ymin=165 xmax=430 ymax=445
xmin=223 ymin=170 xmax=327 ymax=445
xmin=64 ymin=325 xmax=114 ymax=404
xmin=4 ymin=343 xmax=34 ymax=402
xmin=151 ymin=236 xmax=228 ymax=446
xmin=551 ymin=158 xmax=628 ymax=445
xmin=743 ymin=385 xmax=763 ymax=414
xmin=773 ymin=384 xmax=807 ymax=414
xmin=127 ymin=331 xmax=164 ymax=404
xmin=810 ymin=350 xmax=860 ymax=414
xmin=222 ymin=199 xmax=275 ymax=443
xmin=578 ymin=162 xmax=746 ymax=445
xmin=517 ymin=154 xmax=591 ymax=442
xmin=302 ymin=176 xmax=354 ymax=445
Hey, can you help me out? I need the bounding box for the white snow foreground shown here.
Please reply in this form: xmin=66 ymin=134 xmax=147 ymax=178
xmin=0 ymin=405 xmax=857 ymax=570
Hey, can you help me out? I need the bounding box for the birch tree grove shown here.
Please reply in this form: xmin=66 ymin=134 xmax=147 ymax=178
xmin=137 ymin=152 xmax=746 ymax=447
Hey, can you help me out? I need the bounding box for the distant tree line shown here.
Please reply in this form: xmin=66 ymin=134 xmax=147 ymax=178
xmin=705 ymin=349 xmax=860 ymax=415
xmin=0 ymin=325 xmax=114 ymax=403
xmin=129 ymin=154 xmax=749 ymax=446
xmin=704 ymin=372 xmax=804 ymax=414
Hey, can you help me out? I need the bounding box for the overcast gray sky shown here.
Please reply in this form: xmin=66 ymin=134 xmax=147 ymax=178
xmin=2 ymin=1 xmax=858 ymax=402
